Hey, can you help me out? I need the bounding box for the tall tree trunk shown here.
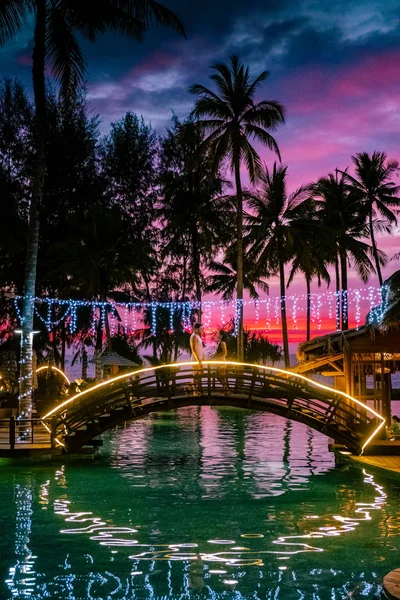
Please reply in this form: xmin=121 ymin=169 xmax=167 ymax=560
xmin=306 ymin=276 xmax=311 ymax=342
xmin=181 ymin=253 xmax=188 ymax=302
xmin=19 ymin=0 xmax=47 ymax=420
xmin=104 ymin=308 xmax=112 ymax=352
xmin=60 ymin=321 xmax=66 ymax=371
xmin=234 ymin=155 xmax=244 ymax=361
xmin=191 ymin=226 xmax=202 ymax=320
xmin=95 ymin=314 xmax=103 ymax=381
xmin=279 ymin=255 xmax=290 ymax=367
xmin=340 ymin=250 xmax=348 ymax=330
xmin=82 ymin=348 xmax=88 ymax=380
xmin=369 ymin=206 xmax=383 ymax=286
xmin=334 ymin=252 xmax=341 ymax=331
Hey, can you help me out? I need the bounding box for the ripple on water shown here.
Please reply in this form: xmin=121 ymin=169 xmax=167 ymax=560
xmin=1 ymin=406 xmax=399 ymax=600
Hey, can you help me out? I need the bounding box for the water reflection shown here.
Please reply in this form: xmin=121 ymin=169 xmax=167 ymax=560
xmin=1 ymin=408 xmax=400 ymax=599
xmin=5 ymin=476 xmax=36 ymax=598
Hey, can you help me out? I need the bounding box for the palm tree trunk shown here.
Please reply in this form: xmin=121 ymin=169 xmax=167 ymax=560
xmin=234 ymin=155 xmax=244 ymax=361
xmin=95 ymin=314 xmax=103 ymax=381
xmin=191 ymin=226 xmax=202 ymax=319
xmin=340 ymin=250 xmax=348 ymax=330
xmin=19 ymin=0 xmax=47 ymax=420
xmin=369 ymin=207 xmax=383 ymax=286
xmin=61 ymin=321 xmax=66 ymax=371
xmin=306 ymin=277 xmax=311 ymax=341
xmin=104 ymin=308 xmax=112 ymax=352
xmin=279 ymin=255 xmax=290 ymax=367
xmin=334 ymin=252 xmax=341 ymax=331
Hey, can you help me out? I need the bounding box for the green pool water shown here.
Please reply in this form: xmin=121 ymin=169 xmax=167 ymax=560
xmin=1 ymin=406 xmax=400 ymax=599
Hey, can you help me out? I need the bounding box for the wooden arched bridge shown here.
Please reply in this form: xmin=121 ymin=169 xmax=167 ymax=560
xmin=42 ymin=361 xmax=385 ymax=454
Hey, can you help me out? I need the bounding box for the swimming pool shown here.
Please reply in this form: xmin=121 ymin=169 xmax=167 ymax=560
xmin=1 ymin=406 xmax=399 ymax=599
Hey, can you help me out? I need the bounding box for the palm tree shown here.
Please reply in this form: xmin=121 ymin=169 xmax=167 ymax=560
xmin=341 ymin=152 xmax=400 ymax=287
xmin=286 ymin=210 xmax=331 ymax=341
xmin=0 ymin=0 xmax=185 ymax=418
xmin=158 ymin=117 xmax=230 ymax=309
xmin=189 ymin=55 xmax=285 ymax=360
xmin=206 ymin=255 xmax=269 ymax=301
xmin=245 ymin=164 xmax=312 ymax=367
xmin=314 ymin=171 xmax=385 ymax=330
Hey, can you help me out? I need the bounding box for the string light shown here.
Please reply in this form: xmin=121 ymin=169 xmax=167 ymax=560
xmin=169 ymin=302 xmax=175 ymax=333
xmin=316 ymin=294 xmax=322 ymax=330
xmin=151 ymin=302 xmax=157 ymax=337
xmin=335 ymin=291 xmax=341 ymax=331
xmin=11 ymin=286 xmax=389 ymax=340
xmin=354 ymin=289 xmax=361 ymax=329
xmin=254 ymin=300 xmax=259 ymax=327
xmin=274 ymin=297 xmax=280 ymax=325
xmin=265 ymin=298 xmax=271 ymax=331
xmin=233 ymin=300 xmax=242 ymax=336
xmin=291 ymin=295 xmax=298 ymax=329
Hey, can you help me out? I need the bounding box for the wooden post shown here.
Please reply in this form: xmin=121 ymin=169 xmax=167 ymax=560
xmin=50 ymin=416 xmax=57 ymax=449
xmin=207 ymin=365 xmax=211 ymax=401
xmin=9 ymin=416 xmax=15 ymax=450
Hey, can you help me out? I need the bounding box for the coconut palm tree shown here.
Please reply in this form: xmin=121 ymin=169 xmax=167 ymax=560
xmin=286 ymin=211 xmax=331 ymax=341
xmin=341 ymin=152 xmax=400 ymax=286
xmin=245 ymin=163 xmax=312 ymax=367
xmin=0 ymin=0 xmax=185 ymax=418
xmin=189 ymin=55 xmax=285 ymax=360
xmin=314 ymin=171 xmax=385 ymax=330
xmin=206 ymin=255 xmax=269 ymax=301
xmin=158 ymin=117 xmax=230 ymax=309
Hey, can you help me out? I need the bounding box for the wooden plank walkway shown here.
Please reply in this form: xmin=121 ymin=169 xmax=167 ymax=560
xmin=349 ymin=454 xmax=400 ymax=476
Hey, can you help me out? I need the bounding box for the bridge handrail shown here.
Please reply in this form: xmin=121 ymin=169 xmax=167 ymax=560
xmin=41 ymin=361 xmax=385 ymax=454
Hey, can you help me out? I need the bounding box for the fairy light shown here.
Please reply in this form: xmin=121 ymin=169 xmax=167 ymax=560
xmin=11 ymin=286 xmax=388 ymax=341
xmin=291 ymin=295 xmax=298 ymax=329
xmin=220 ymin=301 xmax=226 ymax=326
xmin=342 ymin=289 xmax=348 ymax=329
xmin=254 ymin=300 xmax=260 ymax=327
xmin=90 ymin=306 xmax=96 ymax=337
xmin=43 ymin=360 xmax=385 ymax=453
xmin=36 ymin=365 xmax=71 ymax=385
xmin=368 ymin=286 xmax=375 ymax=314
xmin=234 ymin=300 xmax=242 ymax=336
xmin=327 ymin=291 xmax=333 ymax=323
xmin=354 ymin=289 xmax=361 ymax=329
xmin=124 ymin=307 xmax=129 ymax=336
xmin=151 ymin=302 xmax=157 ymax=337
xmin=316 ymin=294 xmax=322 ymax=330
xmin=265 ymin=298 xmax=271 ymax=331
xmin=100 ymin=304 xmax=106 ymax=335
xmin=335 ymin=291 xmax=341 ymax=331
xmin=169 ymin=302 xmax=175 ymax=333
xmin=274 ymin=297 xmax=280 ymax=325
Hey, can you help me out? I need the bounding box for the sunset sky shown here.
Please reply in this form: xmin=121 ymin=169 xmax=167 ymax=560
xmin=1 ymin=0 xmax=399 ymax=340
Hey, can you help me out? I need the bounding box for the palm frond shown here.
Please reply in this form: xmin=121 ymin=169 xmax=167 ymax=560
xmin=46 ymin=3 xmax=87 ymax=103
xmin=0 ymin=0 xmax=31 ymax=46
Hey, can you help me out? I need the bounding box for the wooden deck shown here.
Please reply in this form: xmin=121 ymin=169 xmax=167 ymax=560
xmin=349 ymin=456 xmax=400 ymax=476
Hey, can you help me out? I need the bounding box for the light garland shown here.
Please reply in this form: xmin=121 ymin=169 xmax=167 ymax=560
xmin=11 ymin=286 xmax=387 ymax=339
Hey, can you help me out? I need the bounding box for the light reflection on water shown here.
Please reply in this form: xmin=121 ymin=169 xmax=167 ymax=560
xmin=1 ymin=406 xmax=400 ymax=599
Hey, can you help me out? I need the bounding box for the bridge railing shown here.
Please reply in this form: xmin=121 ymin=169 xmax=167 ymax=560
xmin=0 ymin=417 xmax=52 ymax=450
xmin=48 ymin=362 xmax=384 ymax=452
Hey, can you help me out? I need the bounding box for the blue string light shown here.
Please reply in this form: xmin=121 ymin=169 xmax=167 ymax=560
xmin=11 ymin=286 xmax=388 ymax=339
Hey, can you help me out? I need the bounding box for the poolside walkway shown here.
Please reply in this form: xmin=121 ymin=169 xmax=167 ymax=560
xmin=349 ymin=454 xmax=400 ymax=476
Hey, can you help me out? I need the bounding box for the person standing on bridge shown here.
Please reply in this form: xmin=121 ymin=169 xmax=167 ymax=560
xmin=190 ymin=323 xmax=204 ymax=394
